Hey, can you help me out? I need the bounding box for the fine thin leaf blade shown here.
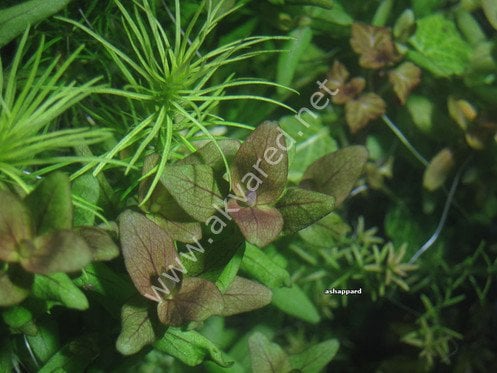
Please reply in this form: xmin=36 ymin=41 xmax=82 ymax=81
xmin=232 ymin=122 xmax=288 ymax=205
xmin=300 ymin=146 xmax=368 ymax=207
xmin=276 ymin=187 xmax=335 ymax=234
xmin=157 ymin=277 xmax=223 ymax=326
xmin=25 ymin=172 xmax=73 ymax=235
xmin=221 ymin=276 xmax=272 ymax=316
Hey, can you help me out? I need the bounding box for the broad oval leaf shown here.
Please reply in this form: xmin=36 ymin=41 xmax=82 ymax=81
xmin=221 ymin=276 xmax=272 ymax=316
xmin=345 ymin=93 xmax=386 ymax=133
xmin=116 ymin=298 xmax=157 ymax=356
xmin=248 ymin=332 xmax=292 ymax=373
xmin=77 ymin=227 xmax=120 ymax=262
xmin=300 ymin=146 xmax=368 ymax=207
xmin=350 ymin=23 xmax=400 ymax=69
xmin=228 ymin=200 xmax=284 ymax=248
xmin=232 ymin=122 xmax=289 ymax=205
xmin=147 ymin=214 xmax=202 ymax=244
xmin=0 ymin=189 xmax=33 ymax=262
xmin=0 ymin=265 xmax=33 ymax=307
xmin=423 ymin=148 xmax=455 ymax=191
xmin=289 ymin=339 xmax=340 ymax=373
xmin=19 ymin=230 xmax=92 ymax=274
xmin=157 ymin=277 xmax=223 ymax=326
xmin=161 ymin=164 xmax=222 ymax=222
xmin=388 ymin=62 xmax=422 ymax=105
xmin=276 ymin=187 xmax=335 ymax=234
xmin=119 ymin=210 xmax=178 ymax=300
xmin=31 ymin=273 xmax=89 ymax=310
xmin=25 ymin=172 xmax=73 ymax=235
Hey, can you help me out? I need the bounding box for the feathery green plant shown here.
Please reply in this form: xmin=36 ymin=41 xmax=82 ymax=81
xmin=63 ymin=0 xmax=295 ymax=204
xmin=0 ymin=29 xmax=111 ymax=192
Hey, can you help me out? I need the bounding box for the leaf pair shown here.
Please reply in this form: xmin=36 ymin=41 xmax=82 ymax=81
xmin=0 ymin=173 xmax=118 ymax=306
xmin=119 ymin=210 xmax=272 ymax=330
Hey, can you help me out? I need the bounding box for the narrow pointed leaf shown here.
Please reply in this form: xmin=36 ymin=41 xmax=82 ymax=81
xmin=161 ymin=164 xmax=222 ymax=222
xmin=155 ymin=327 xmax=233 ymax=367
xmin=0 ymin=265 xmax=33 ymax=307
xmin=248 ymin=332 xmax=292 ymax=373
xmin=116 ymin=298 xmax=156 ymax=355
xmin=25 ymin=172 xmax=73 ymax=235
xmin=232 ymin=122 xmax=288 ymax=205
xmin=289 ymin=339 xmax=340 ymax=372
xmin=228 ymin=200 xmax=284 ymax=248
xmin=272 ymin=284 xmax=321 ymax=324
xmin=300 ymin=146 xmax=368 ymax=207
xmin=20 ymin=230 xmax=92 ymax=274
xmin=0 ymin=189 xmax=32 ymax=262
xmin=157 ymin=278 xmax=223 ymax=326
xmin=276 ymin=187 xmax=335 ymax=234
xmin=119 ymin=210 xmax=178 ymax=300
xmin=77 ymin=227 xmax=119 ymax=261
xmin=221 ymin=277 xmax=272 ymax=316
xmin=32 ymin=273 xmax=89 ymax=310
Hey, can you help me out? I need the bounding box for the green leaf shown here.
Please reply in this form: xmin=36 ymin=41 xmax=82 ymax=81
xmin=221 ymin=277 xmax=272 ymax=316
xmin=289 ymin=339 xmax=339 ymax=372
xmin=482 ymin=0 xmax=497 ymax=30
xmin=38 ymin=334 xmax=100 ymax=373
xmin=161 ymin=164 xmax=222 ymax=222
xmin=232 ymin=122 xmax=289 ymax=205
xmin=72 ymin=174 xmax=100 ymax=226
xmin=25 ymin=172 xmax=73 ymax=235
xmin=412 ymin=0 xmax=443 ymax=17
xmin=157 ymin=278 xmax=223 ymax=326
xmin=248 ymin=332 xmax=292 ymax=373
xmin=155 ymin=327 xmax=233 ymax=367
xmin=0 ymin=337 xmax=13 ymax=373
xmin=408 ymin=14 xmax=472 ymax=77
xmin=228 ymin=201 xmax=284 ymax=248
xmin=276 ymin=187 xmax=335 ymax=234
xmin=299 ymin=213 xmax=351 ymax=247
xmin=31 ymin=273 xmax=89 ymax=310
xmin=116 ymin=297 xmax=157 ymax=356
xmin=19 ymin=230 xmax=92 ymax=274
xmin=216 ymin=245 xmax=245 ymax=293
xmin=0 ymin=189 xmax=33 ymax=262
xmin=407 ymin=95 xmax=434 ymax=134
xmin=25 ymin=319 xmax=60 ymax=364
xmin=77 ymin=227 xmax=119 ymax=261
xmin=177 ymin=139 xmax=241 ymax=176
xmin=1 ymin=305 xmax=34 ymax=334
xmin=272 ymin=284 xmax=321 ymax=324
xmin=0 ymin=265 xmax=33 ymax=307
xmin=276 ymin=26 xmax=313 ymax=92
xmin=300 ymin=146 xmax=368 ymax=207
xmin=423 ymin=148 xmax=455 ymax=191
xmin=119 ymin=210 xmax=178 ymax=301
xmin=240 ymin=243 xmax=291 ymax=288
xmin=279 ymin=113 xmax=337 ymax=183
xmin=0 ymin=0 xmax=70 ymax=47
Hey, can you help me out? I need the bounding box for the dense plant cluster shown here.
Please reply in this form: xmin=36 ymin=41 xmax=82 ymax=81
xmin=1 ymin=0 xmax=496 ymax=372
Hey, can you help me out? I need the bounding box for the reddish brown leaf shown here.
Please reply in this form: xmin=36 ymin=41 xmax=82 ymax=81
xmin=221 ymin=276 xmax=272 ymax=316
xmin=232 ymin=122 xmax=288 ymax=205
xmin=0 ymin=189 xmax=32 ymax=262
xmin=228 ymin=200 xmax=283 ymax=248
xmin=157 ymin=277 xmax=223 ymax=326
xmin=119 ymin=210 xmax=178 ymax=300
xmin=388 ymin=62 xmax=422 ymax=104
xmin=333 ymin=77 xmax=366 ymax=105
xmin=350 ymin=23 xmax=400 ymax=69
xmin=147 ymin=214 xmax=202 ymax=244
xmin=300 ymin=146 xmax=368 ymax=207
xmin=77 ymin=227 xmax=120 ymax=261
xmin=345 ymin=93 xmax=386 ymax=133
xmin=447 ymin=96 xmax=477 ymax=131
xmin=326 ymin=60 xmax=350 ymax=91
